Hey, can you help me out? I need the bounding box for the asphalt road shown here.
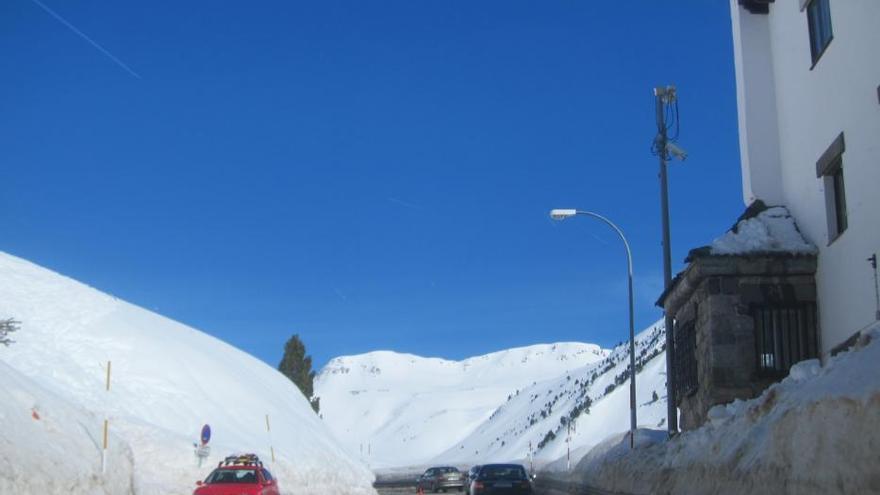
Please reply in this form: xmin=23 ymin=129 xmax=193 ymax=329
xmin=374 ymin=479 xmax=625 ymax=495
xmin=375 ymin=487 xmax=417 ymax=495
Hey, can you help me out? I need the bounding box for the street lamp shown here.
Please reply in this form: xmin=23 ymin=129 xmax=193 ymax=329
xmin=549 ymin=208 xmax=637 ymax=449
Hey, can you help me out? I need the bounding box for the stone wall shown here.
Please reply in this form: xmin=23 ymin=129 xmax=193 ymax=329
xmin=663 ymin=255 xmax=817 ymax=430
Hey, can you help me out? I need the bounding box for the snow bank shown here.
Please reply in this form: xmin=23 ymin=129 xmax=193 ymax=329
xmin=568 ymin=428 xmax=666 ymax=472
xmin=572 ymin=326 xmax=880 ymax=495
xmin=710 ymin=206 xmax=817 ymax=255
xmin=0 ymin=252 xmax=375 ymax=495
xmin=0 ymin=360 xmax=135 ymax=494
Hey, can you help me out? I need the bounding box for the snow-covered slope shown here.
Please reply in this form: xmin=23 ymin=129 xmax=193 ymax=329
xmin=433 ymin=322 xmax=667 ymax=468
xmin=316 ymin=323 xmax=668 ymax=470
xmin=0 ymin=252 xmax=375 ymax=495
xmin=315 ymin=343 xmax=609 ymax=468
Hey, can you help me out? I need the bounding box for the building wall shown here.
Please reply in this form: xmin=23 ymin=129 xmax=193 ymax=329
xmin=730 ymin=0 xmax=880 ymax=355
xmin=730 ymin=5 xmax=784 ymax=206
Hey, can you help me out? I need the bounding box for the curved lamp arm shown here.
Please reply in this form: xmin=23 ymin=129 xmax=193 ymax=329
xmin=549 ymin=208 xmax=638 ymax=449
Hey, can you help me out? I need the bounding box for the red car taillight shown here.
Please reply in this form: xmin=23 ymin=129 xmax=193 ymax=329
xmin=473 ymin=482 xmax=484 ymax=492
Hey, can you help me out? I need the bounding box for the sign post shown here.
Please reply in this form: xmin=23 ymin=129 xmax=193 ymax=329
xmin=196 ymin=424 xmax=211 ymax=467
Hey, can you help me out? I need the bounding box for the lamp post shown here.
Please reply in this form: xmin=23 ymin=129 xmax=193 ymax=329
xmin=549 ymin=209 xmax=637 ymax=449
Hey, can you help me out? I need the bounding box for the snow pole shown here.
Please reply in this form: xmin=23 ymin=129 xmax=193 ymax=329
xmin=565 ymin=420 xmax=577 ymax=471
xmin=102 ymin=360 xmax=111 ymax=474
xmin=528 ymin=441 xmax=533 ymax=475
xmin=102 ymin=419 xmax=108 ymax=473
xmin=265 ymin=414 xmax=276 ymax=463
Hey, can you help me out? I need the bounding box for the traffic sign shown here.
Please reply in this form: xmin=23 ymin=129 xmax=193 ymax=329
xmin=201 ymin=424 xmax=211 ymax=446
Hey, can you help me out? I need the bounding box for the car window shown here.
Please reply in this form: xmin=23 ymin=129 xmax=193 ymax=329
xmin=262 ymin=469 xmax=274 ymax=482
xmin=478 ymin=466 xmax=526 ymax=480
xmin=206 ymin=469 xmax=258 ymax=484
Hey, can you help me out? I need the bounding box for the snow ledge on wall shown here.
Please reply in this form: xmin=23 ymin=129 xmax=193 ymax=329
xmin=710 ymin=205 xmax=817 ymax=256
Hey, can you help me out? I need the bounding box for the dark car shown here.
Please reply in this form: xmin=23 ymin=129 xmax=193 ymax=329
xmin=463 ymin=465 xmax=482 ymax=494
xmin=418 ymin=466 xmax=464 ymax=493
xmin=468 ymin=464 xmax=532 ymax=495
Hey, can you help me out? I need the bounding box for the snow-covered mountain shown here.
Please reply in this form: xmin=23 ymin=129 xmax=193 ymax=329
xmin=315 ymin=324 xmax=667 ymax=469
xmin=0 ymin=252 xmax=375 ymax=495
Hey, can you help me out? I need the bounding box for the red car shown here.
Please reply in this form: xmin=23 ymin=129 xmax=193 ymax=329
xmin=193 ymin=454 xmax=280 ymax=495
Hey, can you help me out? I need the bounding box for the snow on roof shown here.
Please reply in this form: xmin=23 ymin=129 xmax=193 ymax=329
xmin=709 ymin=206 xmax=817 ymax=256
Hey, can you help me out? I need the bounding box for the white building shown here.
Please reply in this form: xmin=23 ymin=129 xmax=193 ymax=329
xmin=729 ymin=0 xmax=880 ymax=356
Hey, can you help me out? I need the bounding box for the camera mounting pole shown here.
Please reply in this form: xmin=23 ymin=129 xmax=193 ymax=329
xmin=655 ymin=85 xmax=679 ymax=437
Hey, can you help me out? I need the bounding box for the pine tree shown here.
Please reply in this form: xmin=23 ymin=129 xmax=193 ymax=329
xmin=0 ymin=318 xmax=20 ymax=346
xmin=278 ymin=334 xmax=320 ymax=413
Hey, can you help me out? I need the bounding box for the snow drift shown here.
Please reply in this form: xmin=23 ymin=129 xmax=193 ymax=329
xmin=0 ymin=252 xmax=375 ymax=495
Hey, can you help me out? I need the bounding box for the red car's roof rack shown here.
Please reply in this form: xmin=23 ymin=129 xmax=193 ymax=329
xmin=219 ymin=454 xmax=264 ymax=468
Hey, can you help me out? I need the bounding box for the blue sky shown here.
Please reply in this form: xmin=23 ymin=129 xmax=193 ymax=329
xmin=1 ymin=1 xmax=744 ymax=368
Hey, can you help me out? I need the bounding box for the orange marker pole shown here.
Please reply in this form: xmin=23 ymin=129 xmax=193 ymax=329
xmin=265 ymin=414 xmax=276 ymax=463
xmin=102 ymin=361 xmax=111 ymax=474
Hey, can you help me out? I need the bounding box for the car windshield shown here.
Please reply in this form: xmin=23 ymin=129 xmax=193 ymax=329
xmin=479 ymin=466 xmax=526 ymax=480
xmin=206 ymin=469 xmax=258 ymax=484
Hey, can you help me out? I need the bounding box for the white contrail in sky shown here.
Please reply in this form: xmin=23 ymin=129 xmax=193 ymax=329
xmin=27 ymin=0 xmax=142 ymax=79
xmin=387 ymin=197 xmax=423 ymax=210
xmin=333 ymin=288 xmax=348 ymax=302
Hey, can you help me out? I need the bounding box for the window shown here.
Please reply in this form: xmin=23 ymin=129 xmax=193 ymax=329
xmin=806 ymin=0 xmax=833 ymax=65
xmin=753 ymin=304 xmax=818 ymax=378
xmin=673 ymin=320 xmax=698 ymax=398
xmin=478 ymin=465 xmax=527 ymax=480
xmin=830 ymin=165 xmax=847 ymax=234
xmin=816 ymin=132 xmax=847 ymax=242
xmin=206 ymin=469 xmax=258 ymax=484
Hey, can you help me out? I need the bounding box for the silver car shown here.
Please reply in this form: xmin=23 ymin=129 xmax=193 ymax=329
xmin=418 ymin=466 xmax=464 ymax=493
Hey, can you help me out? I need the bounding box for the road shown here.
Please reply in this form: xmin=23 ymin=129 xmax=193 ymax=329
xmin=375 ymin=487 xmax=417 ymax=495
xmin=374 ymin=478 xmax=627 ymax=495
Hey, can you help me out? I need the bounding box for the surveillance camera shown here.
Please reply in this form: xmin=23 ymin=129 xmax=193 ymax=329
xmin=666 ymin=142 xmax=688 ymax=161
